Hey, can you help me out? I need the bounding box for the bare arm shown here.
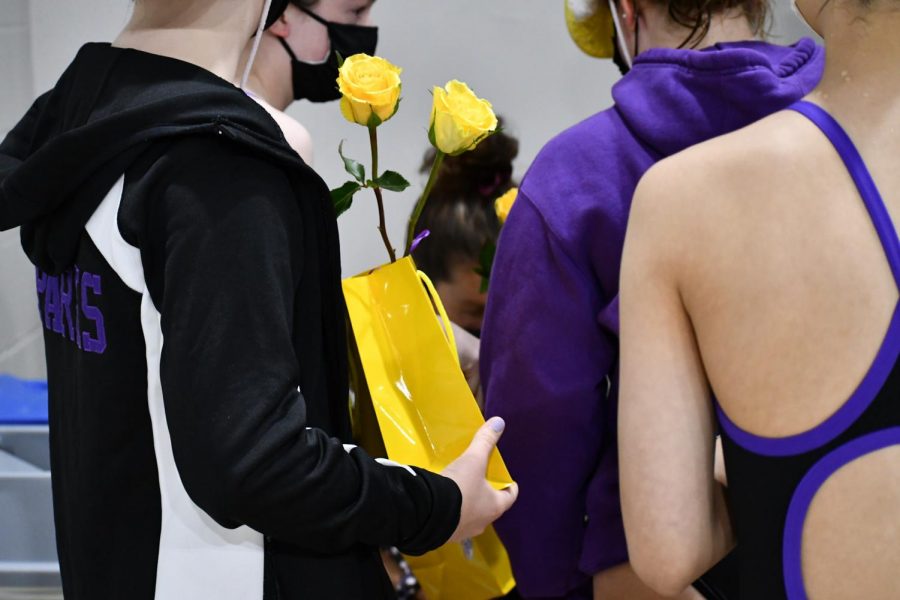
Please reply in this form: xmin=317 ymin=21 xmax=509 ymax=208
xmin=593 ymin=563 xmax=704 ymax=600
xmin=618 ymin=165 xmax=735 ymax=596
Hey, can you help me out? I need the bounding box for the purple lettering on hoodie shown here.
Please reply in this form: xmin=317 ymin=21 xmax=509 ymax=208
xmin=43 ymin=275 xmax=62 ymax=333
xmin=74 ymin=266 xmax=82 ymax=349
xmin=35 ymin=266 xmax=105 ymax=353
xmin=59 ymin=270 xmax=76 ymax=341
xmin=80 ymin=272 xmax=106 ymax=354
xmin=35 ymin=268 xmax=47 ymax=312
xmin=36 ymin=268 xmax=47 ymax=294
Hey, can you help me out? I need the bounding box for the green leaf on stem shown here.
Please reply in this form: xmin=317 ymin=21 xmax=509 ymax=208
xmin=338 ymin=140 xmax=366 ymax=184
xmin=373 ymin=170 xmax=411 ymax=192
xmin=331 ymin=180 xmax=361 ymax=217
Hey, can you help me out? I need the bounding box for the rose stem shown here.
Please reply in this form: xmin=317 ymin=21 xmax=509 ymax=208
xmin=405 ymin=150 xmax=445 ymax=256
xmin=369 ymin=125 xmax=396 ymax=263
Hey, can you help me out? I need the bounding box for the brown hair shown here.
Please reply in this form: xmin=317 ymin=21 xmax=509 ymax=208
xmin=646 ymin=0 xmax=770 ymax=48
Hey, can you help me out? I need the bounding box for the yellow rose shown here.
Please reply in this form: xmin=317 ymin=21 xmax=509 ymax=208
xmin=337 ymin=54 xmax=403 ymax=127
xmin=429 ymin=80 xmax=498 ymax=156
xmin=495 ymin=188 xmax=518 ymax=224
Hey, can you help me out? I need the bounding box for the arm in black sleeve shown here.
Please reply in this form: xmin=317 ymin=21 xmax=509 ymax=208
xmin=144 ymin=139 xmax=460 ymax=555
xmin=0 ymin=92 xmax=51 ymax=229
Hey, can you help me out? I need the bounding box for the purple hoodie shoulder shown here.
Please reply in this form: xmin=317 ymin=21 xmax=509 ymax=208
xmin=482 ymin=39 xmax=823 ymax=599
xmin=521 ymin=38 xmax=824 ymax=304
xmin=517 ymin=108 xmax=654 ymax=311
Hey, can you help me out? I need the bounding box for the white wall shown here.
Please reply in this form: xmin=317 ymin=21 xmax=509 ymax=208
xmin=0 ymin=0 xmax=41 ymax=379
xmin=0 ymin=0 xmax=816 ymax=378
xmin=28 ymin=1 xmax=133 ymax=93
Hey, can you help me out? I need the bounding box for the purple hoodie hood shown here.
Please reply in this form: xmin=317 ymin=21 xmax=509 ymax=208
xmin=616 ymin=37 xmax=821 ymax=156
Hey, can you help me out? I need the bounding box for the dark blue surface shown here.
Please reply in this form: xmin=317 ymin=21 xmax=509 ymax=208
xmin=0 ymin=375 xmax=49 ymax=424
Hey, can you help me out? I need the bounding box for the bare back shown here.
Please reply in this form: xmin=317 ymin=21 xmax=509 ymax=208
xmin=678 ymin=102 xmax=900 ymax=598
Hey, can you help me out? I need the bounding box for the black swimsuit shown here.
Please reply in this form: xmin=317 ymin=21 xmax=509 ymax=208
xmin=716 ymin=100 xmax=900 ymax=599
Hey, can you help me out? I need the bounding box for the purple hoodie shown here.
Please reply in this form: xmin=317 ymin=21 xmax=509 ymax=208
xmin=481 ymin=39 xmax=824 ymax=599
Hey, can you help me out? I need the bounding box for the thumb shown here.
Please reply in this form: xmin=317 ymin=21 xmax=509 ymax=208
xmin=496 ymin=481 xmax=519 ymax=514
xmin=464 ymin=417 xmax=505 ymax=467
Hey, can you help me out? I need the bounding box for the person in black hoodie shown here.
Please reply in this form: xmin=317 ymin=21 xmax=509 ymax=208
xmin=0 ymin=1 xmax=517 ymax=598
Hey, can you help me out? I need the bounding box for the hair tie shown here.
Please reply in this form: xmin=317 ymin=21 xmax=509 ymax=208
xmin=478 ymin=173 xmax=505 ymax=198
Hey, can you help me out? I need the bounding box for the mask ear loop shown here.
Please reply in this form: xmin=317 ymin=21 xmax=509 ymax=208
xmin=278 ymin=37 xmax=300 ymax=61
xmin=296 ymin=6 xmax=336 ymax=65
xmin=298 ymin=6 xmax=330 ymax=26
xmin=608 ymin=0 xmax=634 ymax=69
xmin=240 ymin=0 xmax=274 ymax=90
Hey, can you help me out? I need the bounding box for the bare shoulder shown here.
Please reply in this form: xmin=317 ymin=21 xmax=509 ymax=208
xmin=271 ymin=111 xmax=314 ymax=164
xmin=637 ymin=111 xmax=809 ymax=214
xmin=251 ymin=98 xmax=315 ymax=165
xmin=634 ymin=111 xmax=819 ymax=230
xmin=627 ymin=109 xmax=822 ymax=273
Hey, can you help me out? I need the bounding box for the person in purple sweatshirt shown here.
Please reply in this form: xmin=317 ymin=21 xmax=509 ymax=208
xmin=480 ymin=1 xmax=824 ymax=598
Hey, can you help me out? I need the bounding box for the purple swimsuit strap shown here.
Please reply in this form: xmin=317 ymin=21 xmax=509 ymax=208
xmin=790 ymin=101 xmax=900 ymax=286
xmin=783 ymin=427 xmax=900 ymax=599
xmin=715 ymin=100 xmax=900 ymax=457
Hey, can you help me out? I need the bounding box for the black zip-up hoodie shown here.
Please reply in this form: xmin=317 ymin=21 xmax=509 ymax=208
xmin=0 ymin=43 xmax=461 ymax=600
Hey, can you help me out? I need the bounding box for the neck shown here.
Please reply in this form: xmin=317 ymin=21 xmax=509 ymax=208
xmin=695 ymin=9 xmax=758 ymax=49
xmin=114 ymin=0 xmax=261 ymax=83
xmin=641 ymin=7 xmax=756 ymax=52
xmin=809 ymin=5 xmax=900 ymax=132
xmin=241 ymin=35 xmax=294 ymax=111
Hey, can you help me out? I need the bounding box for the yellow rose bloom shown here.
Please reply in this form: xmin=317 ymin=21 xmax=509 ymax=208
xmin=337 ymin=54 xmax=403 ymax=127
xmin=495 ymin=188 xmax=518 ymax=224
xmin=429 ymin=80 xmax=498 ymax=156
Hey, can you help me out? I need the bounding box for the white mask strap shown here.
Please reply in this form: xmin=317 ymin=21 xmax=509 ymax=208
xmin=241 ymin=0 xmax=274 ymax=89
xmin=608 ymin=0 xmax=633 ymax=69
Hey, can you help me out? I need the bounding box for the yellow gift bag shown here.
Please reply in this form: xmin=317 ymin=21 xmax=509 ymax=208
xmin=343 ymin=256 xmax=516 ymax=599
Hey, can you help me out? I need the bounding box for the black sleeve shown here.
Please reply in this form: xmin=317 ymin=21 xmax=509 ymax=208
xmin=0 ymin=92 xmax=52 ymax=229
xmin=141 ymin=139 xmax=460 ymax=555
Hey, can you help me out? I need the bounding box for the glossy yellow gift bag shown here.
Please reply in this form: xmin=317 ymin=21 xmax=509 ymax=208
xmin=343 ymin=256 xmax=516 ymax=599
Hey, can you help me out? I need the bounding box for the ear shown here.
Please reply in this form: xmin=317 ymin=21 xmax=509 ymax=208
xmin=268 ymin=13 xmax=291 ymax=38
xmin=617 ymin=0 xmax=639 ymax=30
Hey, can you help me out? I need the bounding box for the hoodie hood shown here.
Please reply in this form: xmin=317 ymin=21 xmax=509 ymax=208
xmin=0 ymin=43 xmax=316 ymax=274
xmin=613 ymin=37 xmax=824 ymax=156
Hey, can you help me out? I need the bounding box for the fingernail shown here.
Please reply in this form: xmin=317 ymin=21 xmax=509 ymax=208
xmin=489 ymin=417 xmax=505 ymax=433
xmin=462 ymin=538 xmax=474 ymax=560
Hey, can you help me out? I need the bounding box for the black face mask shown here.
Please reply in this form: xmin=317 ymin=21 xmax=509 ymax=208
xmin=279 ymin=7 xmax=378 ymax=102
xmin=611 ymin=29 xmax=631 ymax=76
xmin=611 ymin=15 xmax=639 ymax=77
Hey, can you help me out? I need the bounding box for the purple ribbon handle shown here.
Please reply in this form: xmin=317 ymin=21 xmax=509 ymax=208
xmin=410 ymin=229 xmax=431 ymax=253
